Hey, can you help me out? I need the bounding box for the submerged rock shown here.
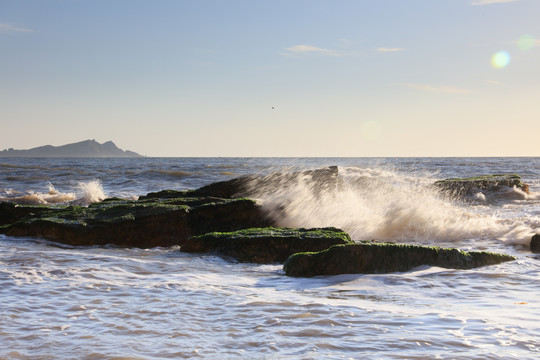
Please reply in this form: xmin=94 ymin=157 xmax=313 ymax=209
xmin=434 ymin=174 xmax=530 ymax=197
xmin=0 ymin=195 xmax=272 ymax=248
xmin=181 ymin=227 xmax=353 ymax=263
xmin=283 ymin=242 xmax=517 ymax=277
xmin=531 ymin=234 xmax=540 ymax=253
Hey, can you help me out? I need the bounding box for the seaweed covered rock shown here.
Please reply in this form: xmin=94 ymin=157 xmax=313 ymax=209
xmin=434 ymin=174 xmax=529 ymax=197
xmin=181 ymin=227 xmax=353 ymax=263
xmin=0 ymin=202 xmax=51 ymax=226
xmin=531 ymin=234 xmax=540 ymax=253
xmin=283 ymin=242 xmax=517 ymax=277
xmin=1 ymin=196 xmax=272 ymax=248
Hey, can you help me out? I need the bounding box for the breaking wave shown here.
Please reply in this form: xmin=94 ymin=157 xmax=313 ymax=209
xmin=0 ymin=180 xmax=106 ymax=206
xmin=72 ymin=180 xmax=107 ymax=206
xmin=250 ymin=166 xmax=539 ymax=247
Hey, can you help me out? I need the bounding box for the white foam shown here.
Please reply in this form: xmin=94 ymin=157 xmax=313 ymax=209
xmin=72 ymin=180 xmax=107 ymax=206
xmin=0 ymin=180 xmax=106 ymax=206
xmin=252 ymin=166 xmax=538 ymax=247
xmin=0 ymin=183 xmax=76 ymax=205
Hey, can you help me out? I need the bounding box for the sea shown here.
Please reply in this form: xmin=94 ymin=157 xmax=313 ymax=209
xmin=0 ymin=157 xmax=539 ymax=360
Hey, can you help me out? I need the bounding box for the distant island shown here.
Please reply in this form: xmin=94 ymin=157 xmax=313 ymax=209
xmin=0 ymin=140 xmax=143 ymax=157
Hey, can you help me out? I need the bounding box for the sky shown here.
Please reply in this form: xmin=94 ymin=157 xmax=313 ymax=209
xmin=1 ymin=0 xmax=539 ymax=157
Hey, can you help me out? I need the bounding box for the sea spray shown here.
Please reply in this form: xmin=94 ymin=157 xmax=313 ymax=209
xmin=0 ymin=183 xmax=76 ymax=205
xmin=72 ymin=180 xmax=107 ymax=206
xmin=0 ymin=180 xmax=106 ymax=206
xmin=250 ymin=166 xmax=536 ymax=246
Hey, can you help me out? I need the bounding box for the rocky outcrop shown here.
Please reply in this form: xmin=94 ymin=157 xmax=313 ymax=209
xmin=0 ymin=166 xmax=342 ymax=247
xmin=181 ymin=227 xmax=353 ymax=263
xmin=1 ymin=195 xmax=272 ymax=248
xmin=283 ymin=242 xmax=517 ymax=277
xmin=531 ymin=234 xmax=540 ymax=253
xmin=191 ymin=166 xmax=340 ymax=199
xmin=0 ymin=167 xmax=522 ymax=276
xmin=434 ymin=174 xmax=530 ymax=197
xmin=0 ymin=202 xmax=50 ymax=226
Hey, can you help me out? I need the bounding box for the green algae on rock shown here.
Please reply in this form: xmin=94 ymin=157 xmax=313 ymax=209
xmin=434 ymin=174 xmax=529 ymax=196
xmin=0 ymin=202 xmax=53 ymax=226
xmin=181 ymin=227 xmax=353 ymax=263
xmin=1 ymin=195 xmax=271 ymax=248
xmin=283 ymin=242 xmax=517 ymax=277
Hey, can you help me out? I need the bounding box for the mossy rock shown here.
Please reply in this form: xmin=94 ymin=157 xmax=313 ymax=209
xmin=283 ymin=242 xmax=517 ymax=277
xmin=138 ymin=190 xmax=191 ymax=200
xmin=1 ymin=195 xmax=272 ymax=248
xmin=181 ymin=227 xmax=353 ymax=263
xmin=434 ymin=174 xmax=529 ymax=196
xmin=0 ymin=202 xmax=52 ymax=226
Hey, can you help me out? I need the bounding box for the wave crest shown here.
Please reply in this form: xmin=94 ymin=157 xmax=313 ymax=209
xmin=0 ymin=180 xmax=106 ymax=206
xmin=250 ymin=166 xmax=537 ymax=246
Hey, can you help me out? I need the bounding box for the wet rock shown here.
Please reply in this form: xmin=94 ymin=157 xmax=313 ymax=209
xmin=0 ymin=166 xmax=341 ymax=248
xmin=181 ymin=227 xmax=353 ymax=263
xmin=191 ymin=166 xmax=340 ymax=199
xmin=531 ymin=234 xmax=540 ymax=253
xmin=0 ymin=196 xmax=272 ymax=248
xmin=434 ymin=174 xmax=530 ymax=197
xmin=0 ymin=202 xmax=50 ymax=226
xmin=138 ymin=190 xmax=190 ymax=200
xmin=190 ymin=175 xmax=259 ymax=198
xmin=283 ymin=242 xmax=517 ymax=277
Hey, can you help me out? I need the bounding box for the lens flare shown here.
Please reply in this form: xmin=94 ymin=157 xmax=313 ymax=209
xmin=491 ymin=51 xmax=511 ymax=68
xmin=518 ymin=34 xmax=535 ymax=51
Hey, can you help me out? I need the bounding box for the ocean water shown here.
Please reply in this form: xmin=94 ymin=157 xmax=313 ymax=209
xmin=0 ymin=157 xmax=539 ymax=359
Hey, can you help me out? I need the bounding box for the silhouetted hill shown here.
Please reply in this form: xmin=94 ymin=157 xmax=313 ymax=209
xmin=0 ymin=140 xmax=143 ymax=157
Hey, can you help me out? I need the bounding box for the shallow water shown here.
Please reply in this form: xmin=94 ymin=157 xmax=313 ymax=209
xmin=1 ymin=157 xmax=539 ymax=359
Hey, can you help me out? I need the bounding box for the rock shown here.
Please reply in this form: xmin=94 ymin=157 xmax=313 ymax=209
xmin=283 ymin=242 xmax=517 ymax=277
xmin=190 ymin=175 xmax=259 ymax=198
xmin=434 ymin=174 xmax=530 ymax=197
xmin=191 ymin=166 xmax=340 ymax=199
xmin=138 ymin=190 xmax=190 ymax=200
xmin=0 ymin=166 xmax=341 ymax=248
xmin=181 ymin=227 xmax=353 ymax=263
xmin=0 ymin=195 xmax=272 ymax=248
xmin=531 ymin=234 xmax=540 ymax=253
xmin=0 ymin=202 xmax=50 ymax=226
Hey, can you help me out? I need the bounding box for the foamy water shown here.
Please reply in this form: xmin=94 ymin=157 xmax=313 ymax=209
xmin=252 ymin=166 xmax=539 ymax=248
xmin=1 ymin=157 xmax=539 ymax=359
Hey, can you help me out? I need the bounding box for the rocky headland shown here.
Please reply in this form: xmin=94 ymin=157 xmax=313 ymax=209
xmin=0 ymin=139 xmax=142 ymax=157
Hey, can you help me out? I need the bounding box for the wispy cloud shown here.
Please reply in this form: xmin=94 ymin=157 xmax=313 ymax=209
xmin=471 ymin=0 xmax=519 ymax=6
xmin=284 ymin=44 xmax=341 ymax=56
xmin=404 ymin=83 xmax=471 ymax=94
xmin=0 ymin=23 xmax=32 ymax=33
xmin=377 ymin=47 xmax=405 ymax=53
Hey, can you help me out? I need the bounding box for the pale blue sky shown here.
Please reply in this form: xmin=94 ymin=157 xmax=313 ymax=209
xmin=1 ymin=0 xmax=539 ymax=156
